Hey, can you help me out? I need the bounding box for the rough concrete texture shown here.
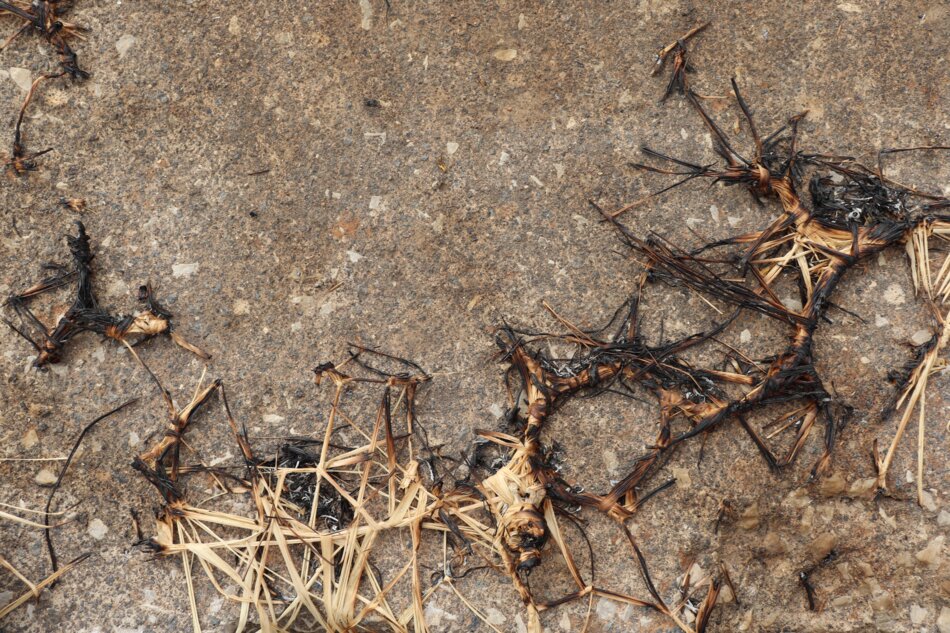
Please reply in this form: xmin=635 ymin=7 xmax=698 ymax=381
xmin=1 ymin=1 xmax=949 ymax=631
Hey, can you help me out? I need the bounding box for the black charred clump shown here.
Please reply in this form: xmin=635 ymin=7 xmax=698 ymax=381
xmin=4 ymin=221 xmax=209 ymax=367
xmin=271 ymin=442 xmax=356 ymax=531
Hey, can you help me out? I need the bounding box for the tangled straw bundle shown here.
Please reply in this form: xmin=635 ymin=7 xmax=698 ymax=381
xmin=133 ymin=354 xmax=507 ymax=633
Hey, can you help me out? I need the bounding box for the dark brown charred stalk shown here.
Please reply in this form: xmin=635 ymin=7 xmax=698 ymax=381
xmin=133 ymin=378 xmax=222 ymax=503
xmin=0 ymin=0 xmax=89 ymax=173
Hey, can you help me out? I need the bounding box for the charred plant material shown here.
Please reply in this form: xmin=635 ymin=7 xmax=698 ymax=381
xmin=129 ymin=23 xmax=950 ymax=633
xmin=135 ymin=351 xmax=502 ymax=632
xmin=135 ymin=345 xmax=726 ymax=633
xmin=4 ymin=221 xmax=209 ymax=366
xmin=608 ymin=24 xmax=949 ymax=506
xmin=44 ymin=399 xmax=137 ymax=573
xmin=0 ymin=0 xmax=89 ymax=173
xmin=475 ymin=21 xmax=949 ymax=630
xmin=797 ymin=548 xmax=839 ymax=611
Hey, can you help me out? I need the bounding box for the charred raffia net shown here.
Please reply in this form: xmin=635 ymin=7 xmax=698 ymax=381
xmin=129 ymin=344 xmax=729 ymax=632
xmin=127 ymin=24 xmax=948 ymax=633
xmin=6 ymin=23 xmax=949 ymax=633
xmin=3 ymin=221 xmax=209 ymax=367
xmin=602 ymin=25 xmax=950 ymax=508
xmin=0 ymin=0 xmax=89 ymax=174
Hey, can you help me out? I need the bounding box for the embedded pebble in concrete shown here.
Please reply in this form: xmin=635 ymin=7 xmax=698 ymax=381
xmin=115 ymin=35 xmax=136 ymax=58
xmin=8 ymin=67 xmax=31 ymax=92
xmin=87 ymin=518 xmax=109 ymax=540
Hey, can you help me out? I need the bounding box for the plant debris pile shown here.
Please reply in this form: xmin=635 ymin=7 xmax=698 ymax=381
xmin=4 ymin=23 xmax=949 ymax=633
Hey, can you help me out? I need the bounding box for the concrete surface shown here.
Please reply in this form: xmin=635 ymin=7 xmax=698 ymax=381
xmin=0 ymin=1 xmax=948 ymax=631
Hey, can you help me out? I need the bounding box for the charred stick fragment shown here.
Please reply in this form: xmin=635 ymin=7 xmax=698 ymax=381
xmin=44 ymin=399 xmax=137 ymax=574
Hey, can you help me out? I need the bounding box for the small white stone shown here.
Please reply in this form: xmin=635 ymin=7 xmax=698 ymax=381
xmin=445 ymin=141 xmax=459 ymax=155
xmin=359 ymin=0 xmax=373 ymax=30
xmin=172 ymin=263 xmax=199 ymax=278
xmin=346 ymin=250 xmax=363 ymax=263
xmin=87 ymin=518 xmax=109 ymax=540
xmin=263 ymin=414 xmax=285 ymax=424
xmin=498 ymin=151 xmax=510 ymax=166
xmin=740 ymin=329 xmax=752 ymax=344
xmin=919 ymin=489 xmax=937 ymax=512
xmin=9 ymin=67 xmax=31 ymax=92
xmin=671 ymin=466 xmax=692 ymax=489
xmin=875 ymin=315 xmax=889 ymax=327
xmin=911 ymin=329 xmax=932 ymax=345
xmin=596 ymin=598 xmax=617 ymax=621
xmin=115 ymin=35 xmax=136 ymax=58
xmin=910 ymin=604 xmax=928 ymax=626
xmin=35 ymin=469 xmax=57 ymax=486
xmin=489 ymin=403 xmax=504 ymax=418
xmin=710 ymin=205 xmax=720 ymax=222
xmin=529 ymin=175 xmax=544 ymax=188
xmin=493 ymin=48 xmax=517 ymax=62
xmin=22 ymin=428 xmax=38 ymax=449
xmin=233 ymin=299 xmax=250 ymax=315
xmin=883 ymin=283 xmax=905 ymax=305
xmin=837 ymin=2 xmax=863 ymax=13
xmin=485 ymin=607 xmax=505 ymax=625
xmin=566 ymin=117 xmax=577 ymax=129
xmin=369 ymin=195 xmax=382 ymax=210
xmin=559 ymin=612 xmax=572 ymax=630
xmin=228 ymin=16 xmax=241 ymax=35
xmin=554 ymin=163 xmax=565 ymax=178
xmin=939 ymin=606 xmax=950 ymax=633
xmin=517 ymin=13 xmax=526 ymax=29
xmin=915 ymin=534 xmax=944 ymax=566
xmin=128 ymin=431 xmax=140 ymax=448
xmin=860 ymin=356 xmax=870 ymax=364
xmin=784 ymin=297 xmax=803 ymax=312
